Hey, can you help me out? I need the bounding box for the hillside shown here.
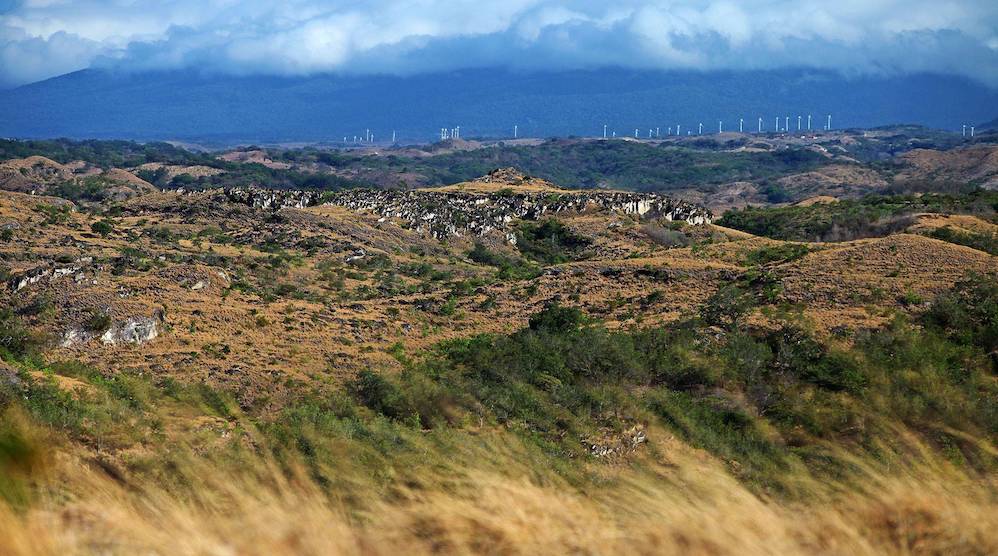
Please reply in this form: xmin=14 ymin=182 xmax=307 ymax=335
xmin=6 ymin=133 xmax=997 ymax=215
xmin=1 ymin=149 xmax=998 ymax=553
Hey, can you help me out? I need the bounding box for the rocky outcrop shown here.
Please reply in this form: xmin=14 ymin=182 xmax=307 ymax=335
xmin=216 ymin=168 xmax=713 ymax=241
xmin=60 ymin=310 xmax=164 ymax=348
xmin=8 ymin=257 xmax=92 ymax=293
xmin=100 ymin=315 xmax=161 ymax=346
xmin=323 ymin=188 xmax=711 ymax=240
xmin=223 ymin=187 xmax=323 ymax=209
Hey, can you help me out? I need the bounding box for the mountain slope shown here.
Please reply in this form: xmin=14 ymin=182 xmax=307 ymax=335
xmin=1 ymin=68 xmax=996 ymax=142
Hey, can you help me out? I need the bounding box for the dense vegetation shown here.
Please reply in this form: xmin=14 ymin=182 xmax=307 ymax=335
xmin=928 ymin=226 xmax=998 ymax=256
xmin=718 ymin=191 xmax=998 ymax=241
xmin=0 ymin=138 xmax=213 ymax=168
xmin=273 ymin=139 xmax=830 ymax=191
xmin=3 ymin=137 xmax=836 ymax=194
xmin=513 ymin=219 xmax=591 ymax=264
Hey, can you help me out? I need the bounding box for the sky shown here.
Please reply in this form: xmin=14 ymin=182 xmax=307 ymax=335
xmin=1 ymin=0 xmax=997 ymax=89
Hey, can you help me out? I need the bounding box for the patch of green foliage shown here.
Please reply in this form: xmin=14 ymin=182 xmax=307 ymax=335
xmin=467 ymin=243 xmax=541 ymax=281
xmin=927 ymin=226 xmax=998 ymax=256
xmin=743 ymin=243 xmax=811 ymax=266
xmin=718 ymin=191 xmax=998 ymax=242
xmin=514 ymin=219 xmax=590 ymax=265
xmin=90 ymin=219 xmax=115 ymax=237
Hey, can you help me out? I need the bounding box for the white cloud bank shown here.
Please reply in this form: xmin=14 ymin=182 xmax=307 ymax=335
xmin=1 ymin=0 xmax=997 ymax=88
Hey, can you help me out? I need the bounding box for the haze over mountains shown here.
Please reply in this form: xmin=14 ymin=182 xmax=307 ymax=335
xmin=2 ymin=68 xmax=996 ymax=144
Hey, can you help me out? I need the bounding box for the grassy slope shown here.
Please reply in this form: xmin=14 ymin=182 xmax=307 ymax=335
xmin=1 ymin=268 xmax=997 ymax=553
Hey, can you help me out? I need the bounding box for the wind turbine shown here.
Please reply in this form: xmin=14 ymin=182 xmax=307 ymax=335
xmin=807 ymin=114 xmax=812 ymax=131
xmin=514 ymin=125 xmax=518 ymax=139
xmin=698 ymin=122 xmax=703 ymax=135
xmin=758 ymin=117 xmax=763 ymax=133
xmin=739 ymin=118 xmax=744 ymax=133
xmin=603 ymin=124 xmax=608 ymax=139
xmin=656 ymin=127 xmax=660 ymax=138
xmin=676 ymin=125 xmax=681 ymax=136
xmin=785 ymin=116 xmax=790 ymax=133
xmin=718 ymin=121 xmax=723 ymax=134
xmin=392 ymin=130 xmax=396 ymax=143
xmin=826 ymin=114 xmax=832 ymax=130
xmin=797 ymin=115 xmax=802 ymax=131
xmin=963 ymin=124 xmax=967 ymax=137
xmin=634 ymin=128 xmax=639 ymax=138
xmin=971 ymin=126 xmax=975 ymax=137
xmin=775 ymin=116 xmax=780 ymax=132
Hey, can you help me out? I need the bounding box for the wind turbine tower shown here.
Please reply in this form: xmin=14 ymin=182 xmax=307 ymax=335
xmin=797 ymin=115 xmax=802 ymax=131
xmin=514 ymin=125 xmax=518 ymax=139
xmin=718 ymin=121 xmax=723 ymax=134
xmin=971 ymin=126 xmax=975 ymax=138
xmin=603 ymin=124 xmax=607 ymax=139
xmin=698 ymin=122 xmax=703 ymax=135
xmin=785 ymin=116 xmax=790 ymax=133
xmin=739 ymin=118 xmax=744 ymax=133
xmin=758 ymin=117 xmax=762 ymax=133
xmin=676 ymin=125 xmax=680 ymax=136
xmin=807 ymin=114 xmax=812 ymax=131
xmin=634 ymin=128 xmax=639 ymax=138
xmin=826 ymin=114 xmax=832 ymax=130
xmin=392 ymin=130 xmax=396 ymax=143
xmin=775 ymin=117 xmax=780 ymax=132
xmin=963 ymin=124 xmax=967 ymax=137
xmin=656 ymin=127 xmax=660 ymax=138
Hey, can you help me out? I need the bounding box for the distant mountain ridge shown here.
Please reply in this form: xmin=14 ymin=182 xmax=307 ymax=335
xmin=1 ymin=68 xmax=995 ymax=143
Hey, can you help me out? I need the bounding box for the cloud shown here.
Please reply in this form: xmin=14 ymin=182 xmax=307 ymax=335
xmin=1 ymin=0 xmax=997 ymax=88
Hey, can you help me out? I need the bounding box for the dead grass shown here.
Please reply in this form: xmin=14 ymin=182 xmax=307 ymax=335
xmin=3 ymin=427 xmax=996 ymax=556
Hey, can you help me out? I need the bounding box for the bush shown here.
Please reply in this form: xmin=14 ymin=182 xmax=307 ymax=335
xmin=0 ymin=310 xmax=38 ymax=359
xmin=515 ymin=219 xmax=590 ymax=264
xmin=83 ymin=310 xmax=112 ymax=334
xmin=528 ymin=304 xmax=587 ymax=333
xmin=642 ymin=225 xmax=690 ymax=248
xmin=90 ymin=220 xmax=115 ymax=237
xmin=743 ymin=243 xmax=810 ymax=266
xmin=467 ymin=243 xmax=541 ymax=281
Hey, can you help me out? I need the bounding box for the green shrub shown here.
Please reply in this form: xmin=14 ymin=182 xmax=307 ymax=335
xmin=515 ymin=219 xmax=590 ymax=265
xmin=90 ymin=219 xmax=115 ymax=237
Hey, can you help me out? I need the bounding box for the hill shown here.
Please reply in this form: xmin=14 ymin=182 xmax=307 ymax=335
xmin=2 ymin=68 xmax=997 ymax=142
xmin=1 ymin=151 xmax=998 ymax=553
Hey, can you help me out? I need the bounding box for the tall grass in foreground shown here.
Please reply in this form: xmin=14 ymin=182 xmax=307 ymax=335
xmin=1 ymin=421 xmax=996 ymax=555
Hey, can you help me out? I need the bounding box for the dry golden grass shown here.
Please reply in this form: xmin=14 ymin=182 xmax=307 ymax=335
xmin=3 ymin=426 xmax=997 ymax=556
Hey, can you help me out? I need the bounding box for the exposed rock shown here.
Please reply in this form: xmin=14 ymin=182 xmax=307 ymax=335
xmin=213 ymin=169 xmax=712 ymax=240
xmin=9 ymin=257 xmax=92 ymax=293
xmin=324 ymin=187 xmax=710 ymax=240
xmin=224 ymin=187 xmax=322 ymax=209
xmin=100 ymin=314 xmax=162 ymax=346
